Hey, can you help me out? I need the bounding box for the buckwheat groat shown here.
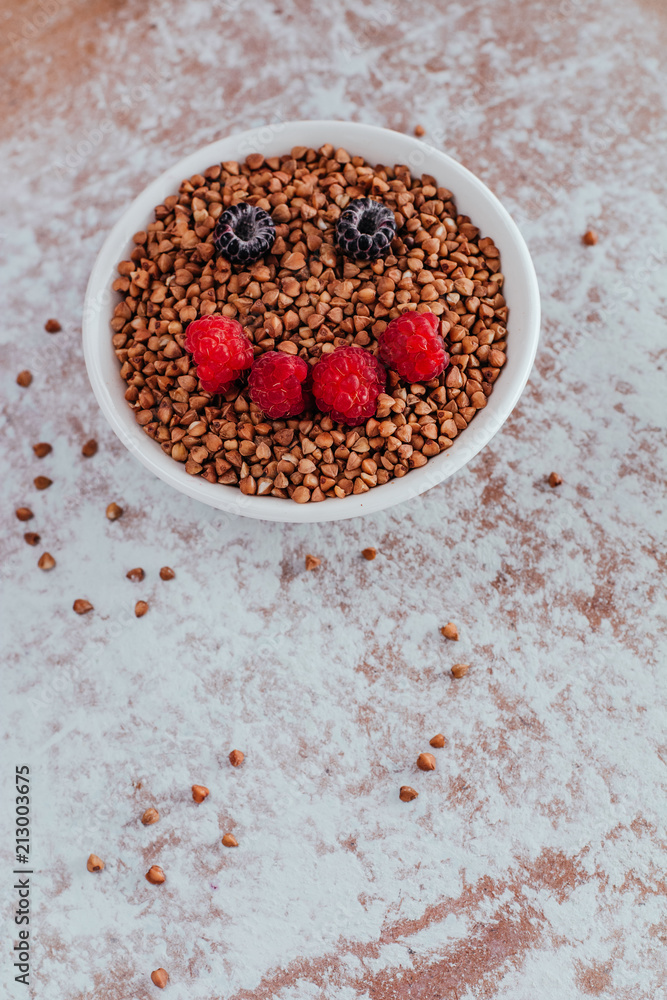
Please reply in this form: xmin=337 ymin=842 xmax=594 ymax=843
xmin=111 ymin=145 xmax=508 ymax=502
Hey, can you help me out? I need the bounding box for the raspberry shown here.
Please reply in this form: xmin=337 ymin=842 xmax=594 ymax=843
xmin=213 ymin=203 xmax=275 ymax=267
xmin=248 ymin=351 xmax=310 ymax=419
xmin=335 ymin=198 xmax=397 ymax=261
xmin=311 ymin=346 xmax=386 ymax=426
xmin=184 ymin=316 xmax=254 ymax=393
xmin=378 ymin=311 xmax=449 ymax=382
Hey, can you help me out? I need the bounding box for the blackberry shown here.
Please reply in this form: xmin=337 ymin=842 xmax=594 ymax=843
xmin=335 ymin=198 xmax=397 ymax=261
xmin=213 ymin=203 xmax=276 ymax=266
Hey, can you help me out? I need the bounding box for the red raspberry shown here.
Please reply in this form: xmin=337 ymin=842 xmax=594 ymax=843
xmin=311 ymin=346 xmax=386 ymax=426
xmin=248 ymin=351 xmax=310 ymax=419
xmin=378 ymin=311 xmax=449 ymax=382
xmin=184 ymin=316 xmax=253 ymax=393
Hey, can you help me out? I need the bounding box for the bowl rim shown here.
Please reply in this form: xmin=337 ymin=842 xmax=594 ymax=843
xmin=82 ymin=119 xmax=540 ymax=523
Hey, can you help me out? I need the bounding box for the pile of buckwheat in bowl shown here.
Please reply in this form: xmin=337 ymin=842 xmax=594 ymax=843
xmin=110 ymin=144 xmax=508 ymax=504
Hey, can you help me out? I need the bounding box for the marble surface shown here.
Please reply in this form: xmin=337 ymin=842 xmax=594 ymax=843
xmin=2 ymin=1 xmax=666 ymax=998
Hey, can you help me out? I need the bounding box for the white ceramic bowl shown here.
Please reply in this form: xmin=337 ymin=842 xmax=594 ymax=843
xmin=83 ymin=120 xmax=540 ymax=523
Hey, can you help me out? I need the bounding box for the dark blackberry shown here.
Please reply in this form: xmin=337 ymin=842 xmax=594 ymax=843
xmin=335 ymin=197 xmax=397 ymax=261
xmin=213 ymin=203 xmax=276 ymax=266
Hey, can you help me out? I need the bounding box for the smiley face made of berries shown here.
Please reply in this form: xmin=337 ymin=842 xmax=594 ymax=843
xmin=184 ymin=198 xmax=450 ymax=426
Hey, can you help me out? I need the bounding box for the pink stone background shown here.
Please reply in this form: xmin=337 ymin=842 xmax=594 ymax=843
xmin=1 ymin=1 xmax=666 ymax=998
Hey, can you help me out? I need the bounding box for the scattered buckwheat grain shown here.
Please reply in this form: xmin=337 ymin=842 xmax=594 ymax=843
xmin=440 ymin=622 xmax=459 ymax=640
xmin=145 ymin=865 xmax=165 ymax=884
xmin=417 ymin=752 xmax=436 ymax=771
xmin=151 ymin=969 xmax=169 ymax=989
xmin=192 ymin=784 xmax=209 ymax=803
